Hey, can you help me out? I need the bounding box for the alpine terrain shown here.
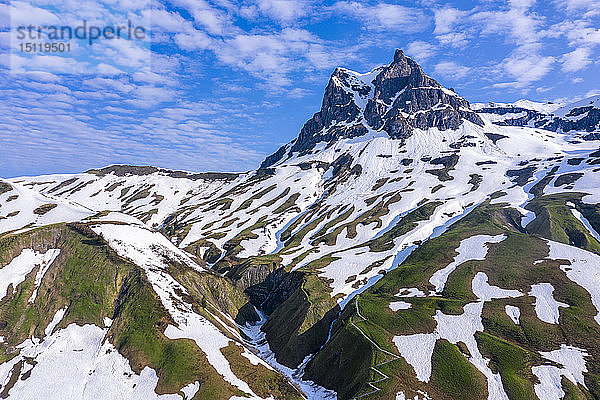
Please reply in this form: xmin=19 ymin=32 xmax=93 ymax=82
xmin=1 ymin=50 xmax=600 ymax=400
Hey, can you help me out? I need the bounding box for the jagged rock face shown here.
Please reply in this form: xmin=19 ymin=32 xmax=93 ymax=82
xmin=289 ymin=49 xmax=483 ymax=155
xmin=372 ymin=50 xmax=436 ymax=103
xmin=542 ymin=107 xmax=600 ymax=136
xmin=291 ymin=68 xmax=364 ymax=154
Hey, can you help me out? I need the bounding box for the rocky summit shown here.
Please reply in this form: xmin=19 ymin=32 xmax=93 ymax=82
xmin=284 ymin=50 xmax=484 ymax=159
xmin=1 ymin=50 xmax=600 ymax=400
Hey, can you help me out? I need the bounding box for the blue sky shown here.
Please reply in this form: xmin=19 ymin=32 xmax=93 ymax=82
xmin=0 ymin=0 xmax=599 ymax=177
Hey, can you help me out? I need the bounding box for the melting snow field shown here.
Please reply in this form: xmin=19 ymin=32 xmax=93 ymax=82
xmin=529 ymin=283 xmax=568 ymax=325
xmin=532 ymin=345 xmax=589 ymax=400
xmin=0 ymin=310 xmax=180 ymax=400
xmin=395 ymin=390 xmax=432 ymax=400
xmin=393 ymin=268 xmax=536 ymax=400
xmin=505 ymin=305 xmax=521 ymax=325
xmin=0 ymin=248 xmax=60 ymax=301
xmin=472 ymin=272 xmax=522 ymax=301
xmin=0 ymin=181 xmax=92 ymax=235
xmin=429 ymin=235 xmax=506 ymax=293
xmin=29 ymin=249 xmax=61 ymax=303
xmin=396 ymin=288 xmax=426 ymax=298
xmin=546 ymin=241 xmax=600 ymax=325
xmin=389 ymin=301 xmax=412 ymax=311
xmin=393 ymin=301 xmax=510 ymax=400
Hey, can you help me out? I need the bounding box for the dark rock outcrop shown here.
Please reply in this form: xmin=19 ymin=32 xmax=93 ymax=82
xmin=274 ymin=49 xmax=484 ymax=159
xmin=86 ymin=165 xmax=239 ymax=181
xmin=477 ymin=101 xmax=600 ymax=137
xmin=291 ymin=68 xmax=363 ymax=154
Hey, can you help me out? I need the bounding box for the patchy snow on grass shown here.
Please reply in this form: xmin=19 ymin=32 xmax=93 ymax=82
xmin=529 ymin=283 xmax=568 ymax=324
xmin=1 ymin=323 xmax=182 ymax=400
xmin=181 ymin=382 xmax=200 ymax=399
xmin=393 ymin=333 xmax=437 ymax=382
xmin=164 ymin=317 xmax=256 ymax=396
xmin=396 ymin=390 xmax=432 ymax=400
xmin=429 ymin=234 xmax=506 ymax=293
xmin=28 ymin=249 xmax=61 ymax=303
xmin=91 ymin=223 xmax=269 ymax=399
xmin=45 ymin=307 xmax=67 ymax=336
xmin=532 ymin=364 xmax=566 ymax=400
xmin=92 ymin=224 xmax=204 ymax=273
xmin=472 ymin=272 xmax=522 ymax=301
xmin=547 ymin=240 xmax=600 ymax=325
xmin=1 ymin=248 xmax=59 ymax=301
xmin=393 ymin=270 xmax=530 ymax=399
xmin=532 ymin=345 xmax=589 ymax=400
xmin=389 ymin=301 xmax=412 ymax=311
xmin=393 ymin=301 xmax=510 ymax=399
xmin=505 ymin=305 xmax=521 ymax=325
xmin=396 ymin=288 xmax=426 ymax=298
xmin=0 ymin=180 xmax=92 ymax=234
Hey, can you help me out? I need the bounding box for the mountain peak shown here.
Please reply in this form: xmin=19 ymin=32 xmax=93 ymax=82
xmin=393 ymin=48 xmax=405 ymax=63
xmin=263 ymin=49 xmax=484 ymax=167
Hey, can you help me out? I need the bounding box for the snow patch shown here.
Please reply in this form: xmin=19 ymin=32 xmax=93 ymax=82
xmin=28 ymin=249 xmax=61 ymax=303
xmin=1 ymin=248 xmax=59 ymax=301
xmin=472 ymin=272 xmax=522 ymax=301
xmin=396 ymin=288 xmax=426 ymax=298
xmin=505 ymin=305 xmax=521 ymax=325
xmin=393 ymin=270 xmax=529 ymax=399
xmin=45 ymin=307 xmax=67 ymax=336
xmin=547 ymin=240 xmax=600 ymax=325
xmin=570 ymin=208 xmax=600 ymax=242
xmin=389 ymin=301 xmax=412 ymax=311
xmin=0 ymin=323 xmax=183 ymax=399
xmin=532 ymin=345 xmax=589 ymax=400
xmin=429 ymin=234 xmax=506 ymax=293
xmin=529 ymin=283 xmax=568 ymax=324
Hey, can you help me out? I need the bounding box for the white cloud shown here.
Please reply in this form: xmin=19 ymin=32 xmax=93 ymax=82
xmin=331 ymin=2 xmax=429 ymax=32
xmin=554 ymin=0 xmax=598 ymax=10
xmin=214 ymin=28 xmax=328 ymax=86
xmin=433 ymin=7 xmax=468 ymax=34
xmin=585 ymin=89 xmax=600 ymax=97
xmin=83 ymin=77 xmax=134 ymax=93
xmin=168 ymin=0 xmax=236 ymax=36
xmin=174 ymin=30 xmax=213 ymax=51
xmin=560 ymin=47 xmax=592 ymax=72
xmin=436 ymin=32 xmax=469 ymax=48
xmin=434 ymin=61 xmax=471 ymax=80
xmin=6 ymin=1 xmax=61 ymax=26
xmin=548 ymin=20 xmax=600 ymax=47
xmin=494 ymin=54 xmax=555 ymax=88
xmin=405 ymin=41 xmax=437 ymax=63
xmin=257 ymin=0 xmax=310 ymax=23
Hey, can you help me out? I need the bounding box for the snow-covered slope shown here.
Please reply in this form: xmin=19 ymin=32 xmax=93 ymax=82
xmin=476 ymin=95 xmax=600 ymax=139
xmin=0 ymin=179 xmax=93 ymax=234
xmin=2 ymin=50 xmax=600 ymax=400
